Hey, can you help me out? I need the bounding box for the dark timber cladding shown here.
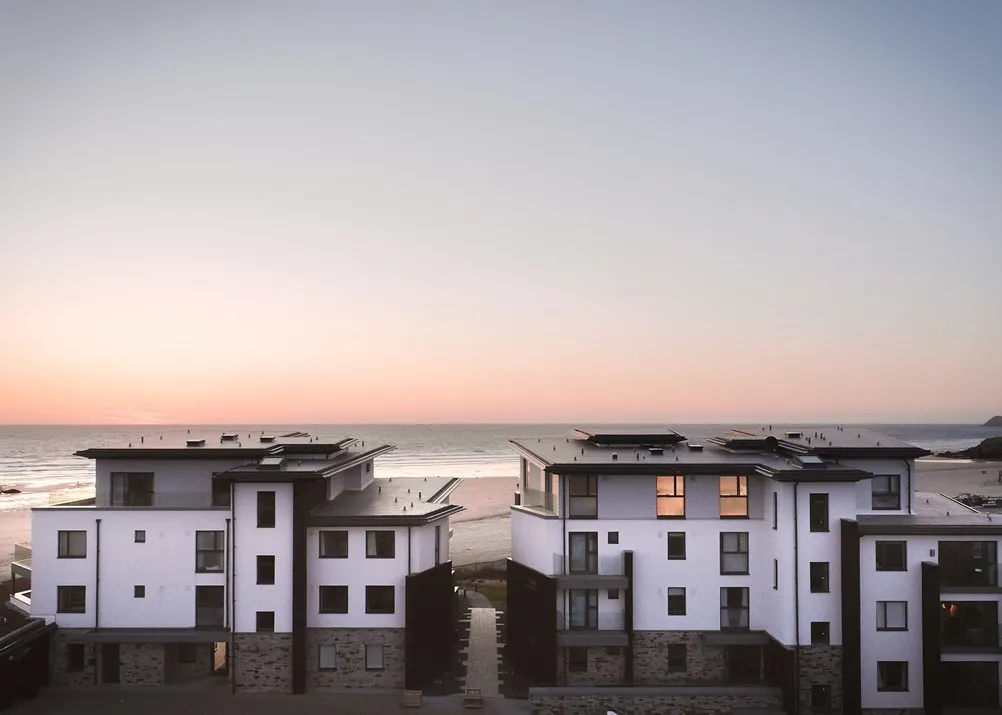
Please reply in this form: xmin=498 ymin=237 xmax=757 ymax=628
xmin=623 ymin=550 xmax=634 ymax=685
xmin=763 ymin=638 xmax=794 ymax=714
xmin=840 ymin=519 xmax=861 ymax=715
xmin=506 ymin=559 xmax=557 ymax=684
xmin=405 ymin=560 xmax=454 ymax=690
xmin=921 ymin=562 xmax=943 ymax=715
xmin=292 ymin=478 xmax=327 ymax=694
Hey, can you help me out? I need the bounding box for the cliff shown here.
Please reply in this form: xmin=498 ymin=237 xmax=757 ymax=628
xmin=984 ymin=416 xmax=1002 ymax=427
xmin=939 ymin=436 xmax=1002 ymax=460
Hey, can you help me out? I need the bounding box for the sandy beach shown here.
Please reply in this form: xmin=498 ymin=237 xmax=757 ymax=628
xmin=4 ymin=462 xmax=1002 ymax=575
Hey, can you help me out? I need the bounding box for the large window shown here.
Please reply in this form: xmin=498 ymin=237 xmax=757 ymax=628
xmin=720 ymin=532 xmax=749 ymax=575
xmin=656 ymin=476 xmax=685 ymax=518
xmin=871 ymin=475 xmax=901 ymax=510
xmin=195 ymin=586 xmax=224 ymax=627
xmin=876 ymin=601 xmax=908 ymax=631
xmin=195 ymin=531 xmax=225 ymax=572
xmin=568 ymin=532 xmax=598 ymax=574
xmin=256 ymin=555 xmax=275 ymax=584
xmin=877 ymin=661 xmax=908 ymax=692
xmin=720 ymin=587 xmax=749 ymax=629
xmin=667 ymin=532 xmax=686 ymax=560
xmin=257 ymin=491 xmax=276 ymax=528
xmin=568 ymin=589 xmax=598 ymax=629
xmin=366 ymin=530 xmax=395 ymax=558
xmin=365 ymin=586 xmax=395 ymax=614
xmin=110 ymin=472 xmax=154 ymax=507
xmin=667 ymin=587 xmax=686 ymax=615
xmin=319 ymin=531 xmax=348 ymax=558
xmin=876 ymin=541 xmax=907 ymax=571
xmin=319 ymin=586 xmax=349 ymax=614
xmin=57 ymin=531 xmax=87 ymax=558
xmin=57 ymin=586 xmax=86 ymax=613
xmin=719 ymin=476 xmax=748 ymax=518
xmin=809 ymin=494 xmax=829 ymax=532
xmin=810 ymin=562 xmax=830 ymax=593
xmin=568 ymin=475 xmax=598 ymax=518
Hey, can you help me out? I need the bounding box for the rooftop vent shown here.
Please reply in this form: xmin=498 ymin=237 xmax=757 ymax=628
xmin=649 ymin=447 xmax=664 ymax=456
xmin=220 ymin=433 xmax=239 ymax=442
xmin=612 ymin=453 xmax=618 ymax=461
xmin=259 ymin=435 xmax=275 ymax=443
xmin=186 ymin=439 xmax=206 ymax=448
xmin=257 ymin=457 xmax=286 ymax=471
xmin=785 ymin=431 xmax=803 ymax=439
xmin=687 ymin=443 xmax=704 ymax=452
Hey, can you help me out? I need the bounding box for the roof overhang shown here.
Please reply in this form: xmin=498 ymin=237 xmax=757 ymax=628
xmin=214 ymin=445 xmax=395 ymax=482
xmin=82 ymin=628 xmax=229 ymax=643
xmin=306 ymin=503 xmax=465 ymax=527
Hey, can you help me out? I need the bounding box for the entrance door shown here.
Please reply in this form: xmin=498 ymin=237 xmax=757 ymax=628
xmin=101 ymin=643 xmax=120 ymax=684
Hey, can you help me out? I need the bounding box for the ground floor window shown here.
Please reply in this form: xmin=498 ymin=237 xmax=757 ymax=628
xmin=667 ymin=644 xmax=686 ymax=673
xmin=877 ymin=661 xmax=908 ymax=691
xmin=66 ymin=643 xmax=86 ymax=672
xmin=365 ymin=644 xmax=384 ymax=670
xmin=318 ymin=645 xmax=337 ymax=670
xmin=567 ymin=647 xmax=588 ymax=673
xmin=177 ymin=644 xmax=198 ymax=664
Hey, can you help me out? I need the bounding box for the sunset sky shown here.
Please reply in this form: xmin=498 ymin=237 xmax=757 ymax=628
xmin=1 ymin=1 xmax=1000 ymax=425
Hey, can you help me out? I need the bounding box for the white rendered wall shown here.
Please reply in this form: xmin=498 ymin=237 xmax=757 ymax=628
xmin=511 ymin=507 xmax=563 ymax=575
xmin=31 ymin=507 xmax=228 ymax=628
xmin=233 ymin=482 xmax=293 ymax=633
xmin=94 ymin=457 xmax=250 ymax=506
xmin=841 ymin=458 xmax=914 ymax=516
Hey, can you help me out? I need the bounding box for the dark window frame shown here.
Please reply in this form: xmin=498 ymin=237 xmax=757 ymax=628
xmin=810 ymin=562 xmax=830 ymax=593
xmin=773 ymin=558 xmax=779 ymax=590
xmin=871 ymin=474 xmax=901 ymax=510
xmin=365 ymin=585 xmax=395 ymax=614
xmin=319 ymin=531 xmax=349 ymax=558
xmin=195 ymin=531 xmax=225 ymax=573
xmin=66 ymin=643 xmax=86 ymax=672
xmin=177 ymin=644 xmax=198 ymax=663
xmin=256 ymin=555 xmax=276 ymax=585
xmin=608 ymin=589 xmax=620 ymax=600
xmin=720 ymin=532 xmax=750 ymax=575
xmin=365 ymin=644 xmax=384 ymax=671
xmin=772 ymin=491 xmax=778 ymax=530
xmin=134 ymin=530 xmax=146 ymax=543
xmin=195 ymin=585 xmax=224 ymax=627
xmin=876 ymin=541 xmax=907 ymax=571
xmin=720 ymin=587 xmax=750 ymax=630
xmin=365 ymin=530 xmax=395 ymax=559
xmin=57 ymin=530 xmax=87 ymax=558
xmin=567 ymin=646 xmax=588 ymax=672
xmin=567 ymin=588 xmax=599 ymax=630
xmin=608 ymin=531 xmax=619 ymax=545
xmin=876 ymin=600 xmax=908 ymax=631
xmin=257 ymin=491 xmax=276 ymax=528
xmin=255 ymin=611 xmax=275 ymax=632
xmin=666 ymin=532 xmax=686 ymax=560
xmin=318 ymin=644 xmax=337 ymax=671
xmin=319 ymin=585 xmax=349 ymax=614
xmin=568 ymin=532 xmax=599 ymax=574
xmin=811 ymin=621 xmax=830 ymax=645
xmin=809 ymin=494 xmax=829 ymax=532
xmin=810 ymin=684 xmax=833 ymax=712
xmin=57 ymin=585 xmax=86 ymax=613
xmin=719 ymin=475 xmax=749 ymax=518
xmin=656 ymin=475 xmax=685 ymax=518
xmin=667 ymin=587 xmax=686 ymax=615
xmin=134 ymin=585 xmax=145 ymax=598
xmin=877 ymin=661 xmax=909 ymax=692
xmin=110 ymin=472 xmax=154 ymax=507
xmin=568 ymin=475 xmax=598 ymax=518
xmin=211 ymin=479 xmax=231 ymax=507
xmin=667 ymin=644 xmax=687 ymax=673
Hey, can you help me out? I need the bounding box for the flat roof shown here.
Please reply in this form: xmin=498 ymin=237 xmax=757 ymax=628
xmin=308 ymin=476 xmax=464 ymax=526
xmin=75 ymin=431 xmax=359 ymax=459
xmin=214 ymin=445 xmax=394 ymax=482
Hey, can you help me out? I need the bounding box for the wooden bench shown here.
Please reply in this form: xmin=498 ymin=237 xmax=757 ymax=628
xmin=463 ymin=688 xmax=483 ymax=709
xmin=401 ymin=690 xmax=422 ymax=708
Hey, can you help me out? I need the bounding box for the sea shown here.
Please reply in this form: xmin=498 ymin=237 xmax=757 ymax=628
xmin=1 ymin=423 xmax=999 ymax=511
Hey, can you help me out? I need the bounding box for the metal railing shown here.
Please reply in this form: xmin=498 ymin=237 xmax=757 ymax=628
xmin=554 ymin=553 xmax=624 ymax=576
xmin=941 ymin=563 xmax=1002 ymax=589
xmin=941 ymin=624 xmax=1002 ymax=649
xmin=557 ymin=610 xmax=625 ymax=631
xmin=519 ymin=488 xmax=556 ymax=513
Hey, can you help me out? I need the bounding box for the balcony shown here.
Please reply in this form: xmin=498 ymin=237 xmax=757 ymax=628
xmin=941 ymin=601 xmax=1002 ymax=653
xmin=557 ymin=609 xmax=627 ymax=647
xmin=939 ymin=541 xmax=1001 ymax=592
xmin=554 ymin=552 xmax=628 ymax=589
xmin=517 ymin=487 xmax=556 ymax=514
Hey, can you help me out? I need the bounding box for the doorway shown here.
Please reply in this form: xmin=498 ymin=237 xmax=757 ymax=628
xmin=101 ymin=643 xmax=120 ymax=684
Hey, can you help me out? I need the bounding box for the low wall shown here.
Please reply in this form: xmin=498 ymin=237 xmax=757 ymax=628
xmin=529 ymin=685 xmax=784 ymax=715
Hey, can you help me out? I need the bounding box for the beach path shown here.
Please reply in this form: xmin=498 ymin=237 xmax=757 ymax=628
xmin=463 ymin=602 xmax=500 ymax=698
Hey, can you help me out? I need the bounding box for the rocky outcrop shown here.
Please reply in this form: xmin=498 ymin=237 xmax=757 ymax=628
xmin=984 ymin=416 xmax=1002 ymax=427
xmin=939 ymin=436 xmax=1002 ymax=460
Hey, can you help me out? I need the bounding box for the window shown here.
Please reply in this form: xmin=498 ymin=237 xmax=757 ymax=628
xmin=134 ymin=530 xmax=146 ymax=543
xmin=773 ymin=559 xmax=779 ymax=590
xmin=57 ymin=530 xmax=87 ymax=558
xmin=319 ymin=586 xmax=349 ymax=614
xmin=319 ymin=531 xmax=348 ymax=558
xmin=211 ymin=479 xmax=231 ymax=507
xmin=177 ymin=644 xmax=197 ymax=663
xmin=876 ymin=601 xmax=908 ymax=631
xmin=772 ymin=492 xmax=778 ymax=529
xmin=57 ymin=586 xmax=86 ymax=613
xmin=871 ymin=474 xmax=901 ymax=510
xmin=110 ymin=472 xmax=154 ymax=507
xmin=67 ymin=643 xmax=86 ymax=672
xmin=435 ymin=524 xmax=442 ymax=565
xmin=608 ymin=531 xmax=619 ymax=545
xmin=257 ymin=491 xmax=276 ymax=528
xmin=876 ymin=541 xmax=907 ymax=571
xmin=366 ymin=530 xmax=395 ymax=558
xmin=195 ymin=531 xmax=225 ymax=572
xmin=810 ymin=562 xmax=830 ymax=593
xmin=365 ymin=644 xmax=384 ymax=670
xmin=809 ymin=494 xmax=829 ymax=532
xmin=608 ymin=589 xmax=620 ymax=600
xmin=568 ymin=475 xmax=598 ymax=518
xmin=720 ymin=532 xmax=749 ymax=575
xmin=656 ymin=475 xmax=685 ymax=517
xmin=667 ymin=532 xmax=686 ymax=560
xmin=256 ymin=555 xmax=275 ymax=585
xmin=568 ymin=589 xmax=599 ymax=629
xmin=719 ymin=476 xmax=748 ymax=517
xmin=256 ymin=611 xmax=275 ymax=632
xmin=134 ymin=585 xmax=145 ymax=598
xmin=366 ymin=461 xmax=371 ymax=473
xmin=567 ymin=646 xmax=588 ymax=672
xmin=195 ymin=586 xmax=224 ymax=627
xmin=720 ymin=587 xmax=749 ymax=629
xmin=877 ymin=661 xmax=908 ymax=691
xmin=667 ymin=587 xmax=686 ymax=615
xmin=810 ymin=684 xmax=832 ymax=712
xmin=365 ymin=586 xmax=395 ymax=614
xmin=568 ymin=532 xmax=598 ymax=574
xmin=318 ymin=645 xmax=337 ymax=670
xmin=667 ymin=644 xmax=686 ymax=673
xmin=811 ymin=621 xmax=830 ymax=645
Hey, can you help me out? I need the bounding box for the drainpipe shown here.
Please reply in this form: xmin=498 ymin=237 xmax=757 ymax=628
xmin=901 ymin=460 xmax=912 ymax=514
xmin=793 ymin=484 xmax=801 ymax=715
xmin=229 ymin=482 xmax=236 ymax=695
xmin=94 ymin=517 xmax=101 ymax=686
xmin=560 ymin=471 xmax=568 ymax=686
xmin=407 ymin=526 xmax=412 ymax=575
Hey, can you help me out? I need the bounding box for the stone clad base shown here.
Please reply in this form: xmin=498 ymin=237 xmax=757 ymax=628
xmin=234 ymin=633 xmax=292 ymax=692
xmin=556 ymin=646 xmax=625 ymax=686
xmin=118 ymin=643 xmax=165 ymax=685
xmin=51 ymin=630 xmax=96 ymax=687
xmin=798 ymin=645 xmax=843 ymax=715
xmin=306 ymin=628 xmax=405 ymax=689
xmin=529 ymin=687 xmax=783 ymax=715
xmin=633 ymin=631 xmax=727 ymax=684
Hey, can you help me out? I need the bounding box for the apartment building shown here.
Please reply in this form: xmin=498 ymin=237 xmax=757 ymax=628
xmin=507 ymin=426 xmax=1002 ymax=715
xmin=26 ymin=431 xmax=461 ymax=693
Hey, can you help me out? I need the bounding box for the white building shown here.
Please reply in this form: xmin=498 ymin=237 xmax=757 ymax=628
xmin=23 ymin=431 xmax=462 ymax=692
xmin=507 ymin=426 xmax=1002 ymax=715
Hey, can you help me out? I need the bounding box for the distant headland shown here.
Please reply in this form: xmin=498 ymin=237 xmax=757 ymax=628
xmin=939 ymin=435 xmax=1002 ymax=460
xmin=984 ymin=416 xmax=1002 ymax=427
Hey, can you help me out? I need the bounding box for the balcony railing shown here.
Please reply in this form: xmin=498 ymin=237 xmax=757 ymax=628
xmin=555 ymin=553 xmax=624 ymax=576
xmin=101 ymin=492 xmax=225 ymax=509
xmin=557 ymin=610 xmax=625 ymax=632
xmin=195 ymin=606 xmax=224 ymax=628
xmin=941 ymin=563 xmax=1002 ymax=590
xmin=519 ymin=488 xmax=556 ymax=513
xmin=942 ymin=624 xmax=1002 ymax=650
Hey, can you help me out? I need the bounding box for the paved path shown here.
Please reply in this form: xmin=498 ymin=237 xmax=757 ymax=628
xmin=463 ymin=607 xmax=500 ymax=698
